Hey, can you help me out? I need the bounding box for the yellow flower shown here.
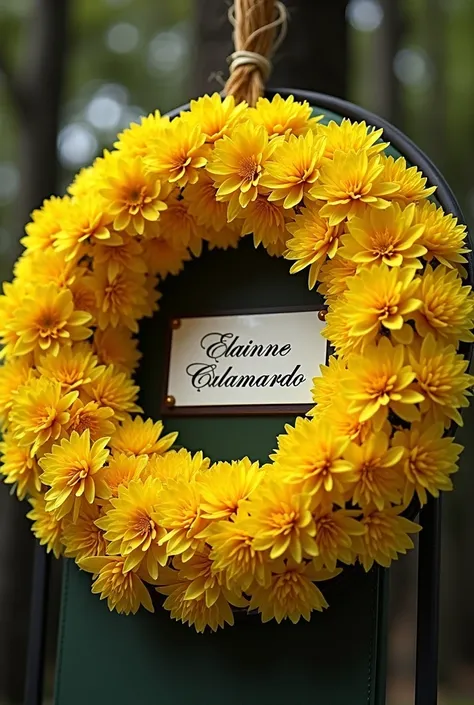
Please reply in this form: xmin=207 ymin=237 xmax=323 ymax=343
xmin=238 ymin=194 xmax=287 ymax=248
xmin=379 ymin=155 xmax=436 ymax=204
xmin=92 ymin=236 xmax=147 ymax=280
xmin=245 ymin=480 xmax=317 ymax=562
xmin=323 ymin=304 xmax=364 ymax=358
xmin=343 ymin=431 xmax=404 ymax=510
xmin=249 ymin=559 xmax=333 ymax=624
xmin=207 ymin=122 xmax=282 ymax=221
xmin=155 ymin=479 xmax=208 ymax=560
xmin=100 ymin=156 xmax=168 ymax=234
xmin=97 ymin=476 xmax=167 ymax=579
xmin=11 ymin=378 xmax=77 ymax=456
xmin=145 ymin=449 xmax=209 ymax=485
xmin=342 ymin=264 xmax=421 ymax=345
xmin=0 ymin=432 xmax=41 ymax=499
xmin=110 ymin=416 xmax=177 ymax=457
xmin=114 ymin=110 xmax=170 ymax=157
xmin=318 ymin=118 xmax=387 ymax=160
xmin=37 ymin=344 xmax=101 ymax=393
xmin=271 ymin=417 xmax=353 ymax=505
xmin=309 ymin=355 xmax=348 ymax=417
xmin=80 ymin=556 xmax=154 ymax=614
xmin=40 ymin=429 xmax=110 ymax=521
xmin=199 ymin=458 xmax=263 ymax=520
xmin=83 ymin=365 xmax=141 ymax=421
xmin=317 ymin=254 xmax=358 ymax=300
xmin=260 ymin=131 xmax=327 ymax=208
xmin=62 ymin=503 xmax=107 ymax=560
xmin=249 ymin=94 xmax=320 ymax=138
xmin=345 ymin=337 xmax=424 ymax=425
xmin=0 ymin=356 xmax=36 ymax=423
xmin=352 ymin=505 xmax=421 ymax=571
xmin=0 ymin=280 xmax=30 ymax=357
xmin=285 ymin=202 xmax=344 ymax=288
xmin=310 ymin=151 xmax=399 ymax=225
xmin=412 ymin=264 xmax=474 ymax=344
xmin=91 ymin=265 xmax=147 ymax=332
xmin=207 ymin=509 xmax=271 ymax=590
xmin=183 ymin=171 xmax=229 ymax=232
xmin=204 ymin=225 xmax=242 ymax=250
xmin=414 ymin=200 xmax=470 ymax=273
xmin=393 ymin=420 xmax=462 ymax=505
xmin=15 ymin=249 xmax=83 ymax=290
xmin=67 ymin=399 xmax=116 ymax=441
xmin=20 ymin=195 xmax=71 ymax=252
xmin=27 ymin=495 xmax=64 ymax=558
xmin=340 ymin=202 xmax=426 ymax=268
xmin=311 ymin=504 xmax=366 ymax=571
xmin=102 ymin=452 xmax=148 ymax=497
xmin=54 ymin=195 xmax=115 ymax=260
xmin=11 ymin=283 xmax=92 ymax=357
xmin=145 ymin=117 xmax=208 ymax=187
xmin=142 ymin=236 xmax=191 ymax=278
xmin=155 ymin=194 xmax=203 ymax=256
xmin=409 ymin=334 xmax=473 ymax=427
xmin=187 ymin=93 xmax=247 ymax=143
xmin=93 ymin=327 xmax=141 ymax=373
xmin=325 ymin=397 xmax=374 ymax=444
xmin=69 ymin=273 xmax=97 ymax=321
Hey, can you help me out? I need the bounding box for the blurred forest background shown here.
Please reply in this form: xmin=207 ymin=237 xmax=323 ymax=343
xmin=0 ymin=0 xmax=473 ymax=703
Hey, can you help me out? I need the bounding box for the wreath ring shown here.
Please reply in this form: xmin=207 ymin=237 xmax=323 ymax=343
xmin=1 ymin=89 xmax=472 ymax=632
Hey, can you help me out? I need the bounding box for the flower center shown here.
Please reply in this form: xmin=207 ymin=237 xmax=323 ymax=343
xmin=238 ymin=156 xmax=261 ymax=183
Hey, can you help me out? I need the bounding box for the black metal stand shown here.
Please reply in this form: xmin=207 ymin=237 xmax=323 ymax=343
xmin=415 ymin=497 xmax=442 ymax=705
xmin=24 ymin=544 xmax=50 ymax=705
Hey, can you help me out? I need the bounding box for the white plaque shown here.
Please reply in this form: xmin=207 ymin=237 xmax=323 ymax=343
xmin=165 ymin=309 xmax=327 ymax=414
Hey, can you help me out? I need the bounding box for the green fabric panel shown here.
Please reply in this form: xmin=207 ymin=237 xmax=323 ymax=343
xmin=54 ymin=106 xmax=393 ymax=705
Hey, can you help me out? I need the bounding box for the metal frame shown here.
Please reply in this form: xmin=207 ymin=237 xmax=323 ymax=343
xmin=24 ymin=89 xmax=471 ymax=705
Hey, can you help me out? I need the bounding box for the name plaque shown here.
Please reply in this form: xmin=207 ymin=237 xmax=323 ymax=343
xmin=163 ymin=308 xmax=327 ymax=415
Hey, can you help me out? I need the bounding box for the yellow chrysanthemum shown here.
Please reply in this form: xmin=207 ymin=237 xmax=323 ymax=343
xmin=54 ymin=195 xmax=116 ymax=261
xmin=0 ymin=432 xmax=41 ymax=499
xmin=207 ymin=122 xmax=282 ymax=220
xmin=414 ymin=200 xmax=470 ymax=273
xmin=199 ymin=458 xmax=263 ymax=520
xmin=311 ymin=504 xmax=366 ymax=572
xmin=260 ymin=131 xmax=327 ymax=208
xmin=40 ymin=429 xmax=110 ymax=521
xmin=92 ymin=236 xmax=147 ymax=280
xmin=110 ymin=416 xmax=177 ymax=457
xmin=10 ymin=283 xmax=92 ymax=357
xmin=207 ymin=509 xmax=271 ymax=590
xmin=14 ymin=249 xmax=83 ymax=290
xmin=97 ymin=476 xmax=167 ymax=579
xmin=238 ymin=194 xmax=287 ymax=248
xmin=80 ymin=556 xmax=154 ymax=615
xmin=156 ymin=194 xmax=203 ymax=255
xmin=343 ymin=431 xmax=404 ymax=510
xmin=352 ymin=505 xmax=421 ymax=571
xmin=341 ymin=264 xmax=421 ymax=345
xmin=0 ymin=280 xmax=30 ymax=357
xmin=204 ymin=224 xmax=242 ymax=250
xmin=393 ymin=420 xmax=462 ymax=506
xmin=90 ymin=265 xmax=147 ymax=333
xmin=379 ymin=155 xmax=436 ymax=204
xmin=325 ymin=397 xmax=374 ymax=444
xmin=11 ymin=378 xmax=77 ymax=456
xmin=145 ymin=449 xmax=209 ymax=485
xmin=340 ymin=202 xmax=426 ymax=268
xmin=142 ymin=235 xmax=191 ymax=278
xmin=245 ymin=480 xmax=318 ymax=562
xmin=345 ymin=337 xmax=424 ymax=425
xmin=37 ymin=344 xmax=101 ymax=393
xmin=62 ymin=503 xmax=107 ymax=560
xmin=69 ymin=273 xmax=98 ymax=321
xmin=309 ymin=356 xmax=347 ymax=417
xmin=285 ymin=202 xmax=344 ymax=288
xmin=317 ymin=254 xmax=358 ymax=300
xmin=187 ymin=93 xmax=247 ymax=143
xmin=271 ymin=417 xmax=353 ymax=505
xmin=310 ymin=151 xmax=400 ymax=225
xmin=249 ymin=94 xmax=320 ymax=138
xmin=409 ymin=334 xmax=473 ymax=427
xmin=100 ymin=156 xmax=168 ymax=234
xmin=154 ymin=479 xmax=208 ymax=560
xmin=20 ymin=195 xmax=71 ymax=252
xmin=27 ymin=495 xmax=64 ymax=559
xmin=323 ymin=305 xmax=364 ymax=358
xmin=145 ymin=117 xmax=208 ymax=187
xmin=93 ymin=327 xmax=141 ymax=373
xmin=249 ymin=559 xmax=333 ymax=624
xmin=412 ymin=264 xmax=474 ymax=344
xmin=318 ymin=118 xmax=387 ymax=160
xmin=102 ymin=452 xmax=148 ymax=497
xmin=67 ymin=399 xmax=116 ymax=441
xmin=83 ymin=365 xmax=141 ymax=421
xmin=0 ymin=356 xmax=36 ymax=422
xmin=114 ymin=110 xmax=170 ymax=157
xmin=183 ymin=171 xmax=228 ymax=232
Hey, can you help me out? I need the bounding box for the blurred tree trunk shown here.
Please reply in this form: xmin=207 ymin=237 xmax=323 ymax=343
xmin=192 ymin=0 xmax=348 ymax=99
xmin=0 ymin=1 xmax=69 ymax=702
xmin=423 ymin=0 xmax=447 ymax=170
xmin=372 ymin=0 xmax=404 ymax=128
